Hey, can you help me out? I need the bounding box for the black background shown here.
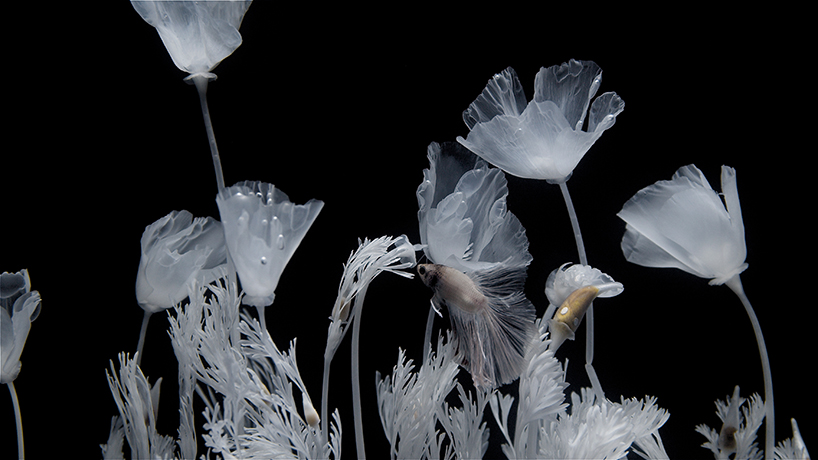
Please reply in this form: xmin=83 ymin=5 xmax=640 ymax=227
xmin=2 ymin=3 xmax=813 ymax=459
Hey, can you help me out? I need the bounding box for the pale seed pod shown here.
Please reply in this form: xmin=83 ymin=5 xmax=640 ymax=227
xmin=549 ymin=285 xmax=600 ymax=351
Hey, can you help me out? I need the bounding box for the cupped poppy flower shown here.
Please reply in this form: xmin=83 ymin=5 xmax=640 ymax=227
xmin=1 ymin=269 xmax=42 ymax=384
xmin=216 ymin=181 xmax=324 ymax=308
xmin=617 ymin=164 xmax=747 ymax=285
xmin=544 ymin=263 xmax=623 ymax=350
xmin=131 ymin=0 xmax=253 ymax=79
xmin=457 ymin=59 xmax=624 ymax=184
xmin=136 ymin=210 xmax=228 ymax=314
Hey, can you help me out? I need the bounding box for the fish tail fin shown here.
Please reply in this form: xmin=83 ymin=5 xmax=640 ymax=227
xmin=448 ymin=266 xmax=536 ymax=389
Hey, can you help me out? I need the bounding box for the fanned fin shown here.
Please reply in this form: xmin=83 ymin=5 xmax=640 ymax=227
xmin=446 ymin=265 xmax=535 ymax=389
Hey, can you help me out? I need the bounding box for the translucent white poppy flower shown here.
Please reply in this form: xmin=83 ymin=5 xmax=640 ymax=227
xmin=131 ymin=0 xmax=253 ymax=79
xmin=545 ymin=263 xmax=624 ymax=308
xmin=416 ymin=142 xmax=535 ymax=389
xmin=136 ymin=210 xmax=228 ymax=314
xmin=1 ymin=269 xmax=41 ymax=384
xmin=216 ymin=181 xmax=324 ymax=308
xmin=417 ymin=141 xmax=532 ymax=273
xmin=618 ymin=164 xmax=748 ymax=286
xmin=457 ymin=60 xmax=624 ymax=184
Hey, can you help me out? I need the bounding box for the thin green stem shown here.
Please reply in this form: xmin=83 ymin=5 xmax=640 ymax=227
xmin=135 ymin=310 xmax=152 ymax=367
xmin=191 ymin=75 xmax=226 ymax=193
xmin=8 ymin=381 xmax=24 ymax=459
xmin=725 ymin=275 xmax=774 ymax=460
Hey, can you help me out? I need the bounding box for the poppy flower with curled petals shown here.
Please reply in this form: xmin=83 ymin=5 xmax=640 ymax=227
xmin=457 ymin=59 xmax=624 ymax=184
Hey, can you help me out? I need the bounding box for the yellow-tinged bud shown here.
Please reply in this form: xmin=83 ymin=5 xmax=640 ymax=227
xmin=549 ymin=285 xmax=600 ymax=351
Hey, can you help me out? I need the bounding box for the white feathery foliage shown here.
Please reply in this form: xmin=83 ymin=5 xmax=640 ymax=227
xmin=538 ymin=387 xmax=669 ymax=460
xmin=774 ymin=419 xmax=810 ymax=460
xmin=696 ymin=386 xmax=766 ymax=460
xmin=376 ymin=332 xmax=461 ymax=460
xmin=489 ymin=316 xmax=570 ymax=459
xmin=165 ymin=279 xmax=341 ymax=459
xmin=326 ymin=235 xmax=419 ymax=359
xmin=105 ymin=353 xmax=176 ymax=460
xmin=438 ymin=382 xmax=492 ymax=460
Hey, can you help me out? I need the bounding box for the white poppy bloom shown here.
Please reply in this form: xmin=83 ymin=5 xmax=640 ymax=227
xmin=131 ymin=0 xmax=253 ymax=78
xmin=1 ymin=269 xmax=41 ymax=384
xmin=136 ymin=210 xmax=228 ymax=313
xmin=545 ymin=263 xmax=624 ymax=308
xmin=417 ymin=141 xmax=531 ymax=273
xmin=216 ymin=181 xmax=323 ymax=308
xmin=457 ymin=60 xmax=624 ymax=183
xmin=618 ymin=164 xmax=748 ymax=285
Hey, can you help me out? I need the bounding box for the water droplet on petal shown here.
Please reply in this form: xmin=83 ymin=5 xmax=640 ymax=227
xmin=276 ymin=234 xmax=285 ymax=250
xmin=260 ymin=256 xmax=268 ymax=265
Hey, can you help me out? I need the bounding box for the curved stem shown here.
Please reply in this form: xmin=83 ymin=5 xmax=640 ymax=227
xmin=558 ymin=181 xmax=587 ymax=265
xmin=558 ymin=181 xmax=603 ymax=398
xmin=350 ymin=285 xmax=369 ymax=460
xmin=725 ymin=275 xmax=774 ymax=460
xmin=422 ymin=304 xmax=436 ymax=364
xmin=8 ymin=382 xmax=24 ymax=459
xmin=191 ymin=75 xmax=226 ymax=193
xmin=135 ymin=310 xmax=152 ymax=366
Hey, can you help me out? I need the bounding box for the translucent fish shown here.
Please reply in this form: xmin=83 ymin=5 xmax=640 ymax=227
xmin=416 ymin=142 xmax=535 ymax=389
xmin=417 ymin=263 xmax=535 ymax=390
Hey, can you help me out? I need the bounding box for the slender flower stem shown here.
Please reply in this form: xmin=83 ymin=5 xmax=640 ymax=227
xmin=558 ymin=181 xmax=603 ymax=400
xmin=725 ymin=275 xmax=774 ymax=460
xmin=558 ymin=181 xmax=587 ymax=265
xmin=350 ymin=285 xmax=369 ymax=460
xmin=135 ymin=310 xmax=152 ymax=366
xmin=191 ymin=75 xmax=226 ymax=193
xmin=422 ymin=304 xmax=436 ymax=365
xmin=8 ymin=381 xmax=24 ymax=459
xmin=320 ymin=354 xmax=333 ymax=447
xmin=256 ymin=306 xmax=267 ymax=335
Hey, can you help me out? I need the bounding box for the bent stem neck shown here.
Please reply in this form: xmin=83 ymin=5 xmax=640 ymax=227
xmin=725 ymin=275 xmax=774 ymax=460
xmin=191 ymin=75 xmax=226 ymax=193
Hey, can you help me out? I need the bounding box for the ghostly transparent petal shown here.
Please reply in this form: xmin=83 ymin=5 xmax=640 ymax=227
xmin=131 ymin=0 xmax=252 ymax=76
xmin=545 ymin=263 xmax=624 ymax=307
xmin=417 ymin=141 xmax=531 ymax=272
xmin=1 ymin=270 xmax=41 ymax=384
xmin=136 ymin=210 xmax=228 ymax=313
xmin=533 ymin=59 xmax=602 ymax=130
xmin=618 ymin=165 xmax=747 ymax=285
xmin=458 ymin=59 xmax=623 ymax=183
xmin=217 ymin=181 xmax=324 ymax=307
xmin=462 ymin=67 xmax=527 ymax=129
